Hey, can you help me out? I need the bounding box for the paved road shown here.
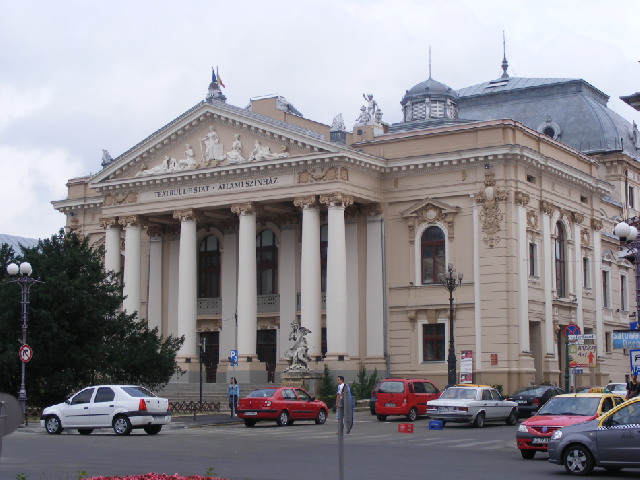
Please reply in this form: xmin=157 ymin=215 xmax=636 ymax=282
xmin=0 ymin=412 xmax=635 ymax=479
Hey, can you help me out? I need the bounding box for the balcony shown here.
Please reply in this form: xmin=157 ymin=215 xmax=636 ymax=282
xmin=197 ymin=298 xmax=221 ymax=316
xmin=296 ymin=293 xmax=327 ymax=311
xmin=198 ymin=293 xmax=323 ymax=316
xmin=257 ymin=294 xmax=280 ymax=313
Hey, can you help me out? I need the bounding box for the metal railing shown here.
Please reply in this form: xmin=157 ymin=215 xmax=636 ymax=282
xmin=296 ymin=293 xmax=327 ymax=311
xmin=169 ymin=401 xmax=220 ymax=414
xmin=197 ymin=298 xmax=222 ymax=315
xmin=257 ymin=294 xmax=280 ymax=313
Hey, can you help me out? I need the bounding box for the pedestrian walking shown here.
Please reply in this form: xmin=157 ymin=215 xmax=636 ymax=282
xmin=226 ymin=377 xmax=239 ymax=417
xmin=627 ymin=374 xmax=639 ymax=400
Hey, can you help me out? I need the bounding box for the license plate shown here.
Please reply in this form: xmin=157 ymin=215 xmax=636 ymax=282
xmin=516 ymin=400 xmax=528 ymax=404
xmin=244 ymin=412 xmax=257 ymax=416
xmin=532 ymin=437 xmax=550 ymax=444
xmin=152 ymin=416 xmax=169 ymax=421
xmin=438 ymin=407 xmax=450 ymax=412
xmin=384 ymin=403 xmax=396 ymax=408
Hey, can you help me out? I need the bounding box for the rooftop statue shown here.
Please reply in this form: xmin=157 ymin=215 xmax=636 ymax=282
xmin=283 ymin=321 xmax=312 ymax=372
xmin=330 ymin=114 xmax=346 ymax=132
xmin=355 ymin=93 xmax=383 ymax=127
xmin=101 ymin=150 xmax=114 ymax=168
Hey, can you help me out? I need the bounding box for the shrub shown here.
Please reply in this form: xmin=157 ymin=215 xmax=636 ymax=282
xmin=351 ymin=366 xmax=378 ymax=400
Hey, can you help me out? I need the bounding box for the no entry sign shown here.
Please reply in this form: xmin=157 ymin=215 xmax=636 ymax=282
xmin=19 ymin=344 xmax=33 ymax=363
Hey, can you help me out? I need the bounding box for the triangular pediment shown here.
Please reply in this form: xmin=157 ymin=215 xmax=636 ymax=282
xmin=90 ymin=100 xmax=340 ymax=185
xmin=602 ymin=249 xmax=617 ymax=263
xmin=401 ymin=197 xmax=460 ymax=218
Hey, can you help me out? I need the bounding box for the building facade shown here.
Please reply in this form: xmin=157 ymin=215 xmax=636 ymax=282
xmin=52 ymin=67 xmax=640 ymax=392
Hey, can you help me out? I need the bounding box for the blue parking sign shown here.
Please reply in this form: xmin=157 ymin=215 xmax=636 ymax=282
xmin=230 ymin=350 xmax=238 ymax=367
xmin=631 ymin=349 xmax=640 ymax=376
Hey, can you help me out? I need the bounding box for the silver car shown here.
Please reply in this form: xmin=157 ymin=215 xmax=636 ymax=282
xmin=548 ymin=397 xmax=640 ymax=475
xmin=426 ymin=385 xmax=518 ymax=427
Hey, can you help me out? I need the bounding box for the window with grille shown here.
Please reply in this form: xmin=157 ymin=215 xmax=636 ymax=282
xmin=412 ymin=102 xmax=427 ymax=120
xmin=421 ymin=226 xmax=445 ymax=284
xmin=431 ymin=101 xmax=444 ymax=118
xmin=423 ymin=324 xmax=445 ymax=361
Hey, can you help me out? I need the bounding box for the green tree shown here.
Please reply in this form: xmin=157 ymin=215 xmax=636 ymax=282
xmin=0 ymin=230 xmax=184 ymax=407
xmin=319 ymin=364 xmax=335 ymax=397
xmin=351 ymin=366 xmax=378 ymax=400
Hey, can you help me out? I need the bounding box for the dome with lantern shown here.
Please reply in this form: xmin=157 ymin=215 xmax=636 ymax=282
xmin=400 ymin=76 xmax=460 ymax=123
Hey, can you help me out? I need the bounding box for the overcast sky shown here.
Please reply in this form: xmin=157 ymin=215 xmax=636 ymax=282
xmin=1 ymin=0 xmax=639 ymax=240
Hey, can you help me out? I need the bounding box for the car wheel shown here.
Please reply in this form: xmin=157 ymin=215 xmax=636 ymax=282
xmin=276 ymin=410 xmax=289 ymax=426
xmin=376 ymin=414 xmax=387 ymax=422
xmin=143 ymin=425 xmax=162 ymax=435
xmin=406 ymin=407 xmax=417 ymax=422
xmin=472 ymin=412 xmax=485 ymax=428
xmin=315 ymin=409 xmax=327 ymax=425
xmin=113 ymin=415 xmax=132 ymax=436
xmin=505 ymin=409 xmax=517 ymax=426
xmin=520 ymin=450 xmax=535 ymax=460
xmin=244 ymin=419 xmax=256 ymax=427
xmin=563 ymin=445 xmax=594 ymax=475
xmin=77 ymin=429 xmax=93 ymax=435
xmin=45 ymin=415 xmax=63 ymax=435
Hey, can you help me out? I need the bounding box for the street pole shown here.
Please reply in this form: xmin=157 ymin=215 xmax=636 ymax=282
xmin=338 ymin=396 xmax=344 ymax=480
xmin=439 ymin=263 xmax=463 ymax=388
xmin=565 ymin=337 xmax=570 ymax=392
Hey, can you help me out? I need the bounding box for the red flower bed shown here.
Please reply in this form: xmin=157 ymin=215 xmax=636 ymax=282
xmin=86 ymin=475 xmax=228 ymax=480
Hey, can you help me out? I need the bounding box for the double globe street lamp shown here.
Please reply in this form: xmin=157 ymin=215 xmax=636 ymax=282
xmin=439 ymin=263 xmax=463 ymax=388
xmin=6 ymin=262 xmax=42 ymax=425
xmin=613 ymin=220 xmax=640 ymax=326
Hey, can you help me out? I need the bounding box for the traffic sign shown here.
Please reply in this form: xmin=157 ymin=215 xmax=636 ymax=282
xmin=568 ymin=344 xmax=596 ymax=367
xmin=613 ymin=331 xmax=640 ymax=349
xmin=564 ymin=324 xmax=581 ymax=337
xmin=573 ymin=368 xmax=584 ymax=374
xmin=230 ymin=349 xmax=238 ymax=367
xmin=18 ymin=345 xmax=32 ymax=363
xmin=568 ymin=334 xmax=595 ymax=342
xmin=630 ymin=349 xmax=640 ymax=376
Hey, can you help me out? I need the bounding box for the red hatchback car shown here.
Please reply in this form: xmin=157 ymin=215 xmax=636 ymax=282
xmin=375 ymin=379 xmax=440 ymax=422
xmin=237 ymin=387 xmax=328 ymax=427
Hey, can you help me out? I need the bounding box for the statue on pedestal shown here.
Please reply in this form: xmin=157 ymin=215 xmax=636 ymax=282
xmin=284 ymin=321 xmax=312 ymax=372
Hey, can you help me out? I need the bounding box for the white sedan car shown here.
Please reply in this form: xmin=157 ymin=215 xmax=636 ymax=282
xmin=40 ymin=385 xmax=171 ymax=436
xmin=426 ymin=385 xmax=518 ymax=427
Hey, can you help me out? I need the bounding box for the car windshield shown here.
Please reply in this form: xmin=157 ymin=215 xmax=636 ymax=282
xmin=512 ymin=387 xmax=546 ymax=396
xmin=439 ymin=388 xmax=478 ymax=400
xmin=247 ymin=389 xmax=277 ymax=398
xmin=121 ymin=386 xmax=156 ymax=398
xmin=537 ymin=396 xmax=600 ymax=416
xmin=379 ymin=381 xmax=405 ymax=393
xmin=607 ymin=384 xmax=626 ymax=392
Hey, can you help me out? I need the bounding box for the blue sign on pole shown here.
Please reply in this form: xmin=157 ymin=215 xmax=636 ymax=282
xmin=230 ymin=350 xmax=238 ymax=367
xmin=631 ymin=349 xmax=640 ymax=376
xmin=612 ymin=331 xmax=640 ymax=350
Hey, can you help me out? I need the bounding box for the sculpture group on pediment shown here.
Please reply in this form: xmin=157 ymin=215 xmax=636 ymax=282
xmin=200 ymin=126 xmax=224 ymax=166
xmin=248 ymin=140 xmax=289 ymax=162
xmin=224 ymin=134 xmax=246 ymax=164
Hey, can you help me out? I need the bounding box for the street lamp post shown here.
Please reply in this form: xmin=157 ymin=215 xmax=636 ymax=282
xmin=613 ymin=220 xmax=640 ymax=324
xmin=439 ymin=263 xmax=463 ymax=388
xmin=6 ymin=262 xmax=42 ymax=426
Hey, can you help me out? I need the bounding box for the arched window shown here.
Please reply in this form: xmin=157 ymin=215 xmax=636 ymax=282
xmin=199 ymin=235 xmax=221 ymax=298
xmin=320 ymin=224 xmax=328 ymax=293
xmin=555 ymin=222 xmax=566 ymax=298
xmin=257 ymin=230 xmax=278 ymax=295
xmin=421 ymin=226 xmax=445 ymax=284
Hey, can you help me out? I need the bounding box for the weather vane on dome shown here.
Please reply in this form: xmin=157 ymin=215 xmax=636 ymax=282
xmin=429 ymin=45 xmax=432 ymax=79
xmin=501 ymin=31 xmax=509 ymax=79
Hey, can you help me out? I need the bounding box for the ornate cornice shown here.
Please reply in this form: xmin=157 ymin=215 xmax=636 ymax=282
xmin=539 ymin=200 xmax=556 ymax=216
xmin=173 ymin=208 xmax=204 ymax=222
xmin=361 ymin=203 xmax=383 ymax=216
xmin=514 ymin=191 xmax=530 ymax=207
xmin=591 ymin=218 xmax=603 ymax=231
xmin=297 ymin=166 xmax=349 ymax=184
xmin=230 ymin=202 xmax=261 ymax=216
xmin=99 ymin=217 xmax=119 ymax=229
xmin=293 ymin=195 xmax=318 ymax=210
xmin=319 ymin=193 xmax=354 ymax=208
xmin=118 ymin=215 xmax=147 ymax=228
xmin=103 ymin=192 xmax=137 ymax=207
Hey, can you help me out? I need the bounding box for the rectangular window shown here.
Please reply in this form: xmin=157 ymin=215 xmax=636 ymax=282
xmin=621 ymin=274 xmax=628 ymax=311
xmin=583 ymin=258 xmax=590 ymax=288
xmin=629 ymin=186 xmax=635 ymax=209
xmin=422 ymin=324 xmax=445 ymax=361
xmin=526 ymin=174 xmax=536 ymax=184
xmin=412 ymin=102 xmax=426 ymax=120
xmin=529 ymin=243 xmax=537 ymax=277
xmin=430 ymin=101 xmax=444 ymax=118
xmin=606 ymin=332 xmax=613 ymax=354
xmin=603 ymin=271 xmax=610 ymax=308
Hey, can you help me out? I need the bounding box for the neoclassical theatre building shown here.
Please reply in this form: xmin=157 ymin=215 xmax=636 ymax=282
xmin=53 ymin=61 xmax=640 ymax=391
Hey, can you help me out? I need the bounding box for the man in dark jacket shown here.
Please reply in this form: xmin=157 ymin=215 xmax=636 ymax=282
xmin=627 ymin=374 xmax=639 ymax=400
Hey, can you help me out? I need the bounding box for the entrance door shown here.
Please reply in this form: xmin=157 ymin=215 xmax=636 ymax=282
xmin=200 ymin=332 xmax=219 ymax=383
xmin=257 ymin=329 xmax=277 ymax=383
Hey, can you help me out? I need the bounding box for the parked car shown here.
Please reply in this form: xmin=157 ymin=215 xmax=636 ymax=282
xmin=369 ymin=381 xmax=381 ymax=415
xmin=426 ymin=384 xmax=518 ymax=427
xmin=375 ymin=379 xmax=440 ymax=422
xmin=605 ymin=382 xmax=627 ymax=397
xmin=571 ymin=386 xmax=610 ymax=394
xmin=40 ymin=385 xmax=171 ymax=436
xmin=507 ymin=385 xmax=564 ymax=418
xmin=516 ymin=392 xmax=625 ymax=459
xmin=548 ymin=397 xmax=640 ymax=475
xmin=237 ymin=387 xmax=328 ymax=427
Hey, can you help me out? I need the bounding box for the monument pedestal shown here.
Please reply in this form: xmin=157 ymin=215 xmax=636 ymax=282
xmin=281 ymin=371 xmax=323 ymax=397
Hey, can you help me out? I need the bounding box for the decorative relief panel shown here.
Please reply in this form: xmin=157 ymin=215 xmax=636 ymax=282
xmin=514 ymin=191 xmax=530 ymax=206
xmin=104 ymin=192 xmax=138 ymax=206
xmin=474 ymin=173 xmax=508 ymax=248
xmin=580 ymin=228 xmax=590 ymax=246
xmin=297 ymin=167 xmax=349 ymax=184
xmin=401 ymin=197 xmax=460 ymax=245
xmin=526 ymin=210 xmax=539 ymax=230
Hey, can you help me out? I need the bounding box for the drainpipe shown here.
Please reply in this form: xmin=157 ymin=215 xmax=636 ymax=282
xmin=381 ymin=216 xmax=390 ymax=379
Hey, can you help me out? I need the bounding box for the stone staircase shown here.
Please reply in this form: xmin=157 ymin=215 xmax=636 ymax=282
xmin=154 ymin=383 xmax=274 ymax=411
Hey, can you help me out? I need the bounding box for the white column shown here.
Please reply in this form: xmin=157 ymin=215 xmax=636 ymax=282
xmin=220 ymin=227 xmax=238 ymax=366
xmin=101 ymin=217 xmax=121 ymax=274
xmin=542 ymin=208 xmax=555 ymax=355
xmin=279 ymin=224 xmax=298 ymax=359
xmin=517 ymin=198 xmax=530 ymax=352
xmin=232 ymin=203 xmax=258 ymax=358
xmin=295 ymin=196 xmax=322 ymax=357
xmin=147 ymin=227 xmax=163 ymax=332
xmin=321 ymin=193 xmax=353 ymax=358
xmin=119 ymin=216 xmax=143 ymax=317
xmin=174 ymin=209 xmax=200 ymax=357
xmin=345 ymin=218 xmax=360 ymax=358
xmin=593 ymin=226 xmax=604 ymax=357
xmin=574 ymin=220 xmax=584 ymax=330
xmin=168 ymin=234 xmax=180 ymax=338
xmin=365 ymin=210 xmax=384 ymax=358
xmin=472 ymin=197 xmax=482 ymax=370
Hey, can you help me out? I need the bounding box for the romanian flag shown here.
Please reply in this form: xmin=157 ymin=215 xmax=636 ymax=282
xmin=216 ymin=66 xmax=225 ymax=88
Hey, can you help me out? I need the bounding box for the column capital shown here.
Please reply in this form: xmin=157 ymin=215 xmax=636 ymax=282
xmin=173 ymin=208 xmax=204 ymax=222
xmin=293 ymin=195 xmax=318 ymax=210
xmin=539 ymin=200 xmax=555 ymax=216
xmin=361 ymin=203 xmax=383 ymax=216
xmin=146 ymin=225 xmax=164 ymax=237
xmin=591 ymin=218 xmax=603 ymax=231
xmin=514 ymin=191 xmax=530 ymax=207
xmin=571 ymin=212 xmax=585 ymax=225
xmin=118 ymin=215 xmax=147 ymax=228
xmin=319 ymin=192 xmax=354 ymax=208
xmin=99 ymin=217 xmax=119 ymax=229
xmin=231 ymin=202 xmax=262 ymax=216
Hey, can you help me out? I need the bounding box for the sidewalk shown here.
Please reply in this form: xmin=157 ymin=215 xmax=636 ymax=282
xmin=170 ymin=412 xmax=243 ymax=428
